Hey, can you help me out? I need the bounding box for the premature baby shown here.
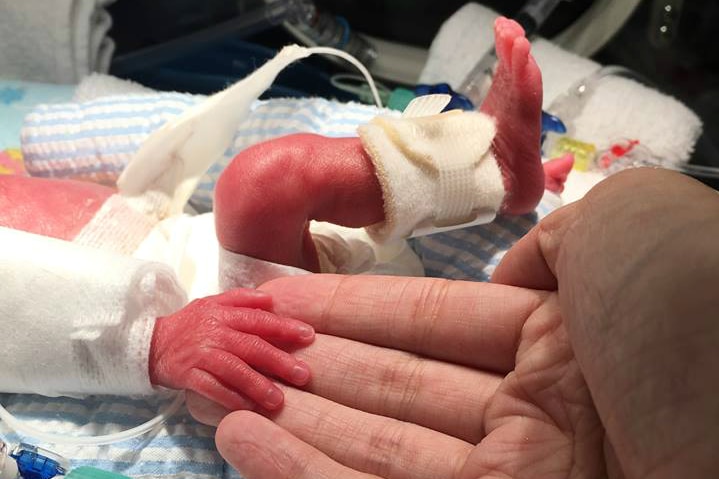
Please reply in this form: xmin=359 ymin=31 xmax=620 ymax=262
xmin=0 ymin=18 xmax=567 ymax=413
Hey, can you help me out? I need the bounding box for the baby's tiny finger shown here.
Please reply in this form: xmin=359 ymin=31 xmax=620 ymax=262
xmin=222 ymin=307 xmax=315 ymax=344
xmin=223 ymin=331 xmax=312 ymax=386
xmin=200 ymin=351 xmax=287 ymax=411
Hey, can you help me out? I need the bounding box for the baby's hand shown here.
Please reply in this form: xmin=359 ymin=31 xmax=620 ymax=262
xmin=149 ymin=288 xmax=314 ymax=411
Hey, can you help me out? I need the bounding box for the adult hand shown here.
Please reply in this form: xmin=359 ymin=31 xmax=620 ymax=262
xmin=204 ymin=169 xmax=718 ymax=478
xmin=492 ymin=168 xmax=719 ymax=478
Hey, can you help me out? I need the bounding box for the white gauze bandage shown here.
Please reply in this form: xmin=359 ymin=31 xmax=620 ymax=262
xmin=358 ymin=98 xmax=505 ymax=243
xmin=0 ymin=226 xmax=186 ymax=397
xmin=73 ymin=194 xmax=159 ymax=256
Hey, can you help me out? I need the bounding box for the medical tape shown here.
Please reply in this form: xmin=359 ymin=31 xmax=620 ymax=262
xmin=359 ymin=110 xmax=504 ymax=242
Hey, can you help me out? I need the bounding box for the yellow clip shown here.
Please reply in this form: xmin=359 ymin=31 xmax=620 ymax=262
xmin=550 ymin=137 xmax=596 ymax=171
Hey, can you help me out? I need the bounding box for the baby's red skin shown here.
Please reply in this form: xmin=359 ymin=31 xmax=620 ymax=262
xmin=214 ymin=134 xmax=385 ymax=272
xmin=149 ymin=288 xmax=316 ymax=411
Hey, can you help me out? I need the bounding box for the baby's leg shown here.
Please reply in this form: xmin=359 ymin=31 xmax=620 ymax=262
xmin=214 ymin=133 xmax=384 ymax=272
xmin=215 ymin=18 xmax=547 ymax=269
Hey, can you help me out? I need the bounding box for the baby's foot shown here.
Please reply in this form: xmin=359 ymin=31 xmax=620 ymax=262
xmin=480 ymin=17 xmax=545 ymax=215
xmin=543 ymin=153 xmax=575 ymax=193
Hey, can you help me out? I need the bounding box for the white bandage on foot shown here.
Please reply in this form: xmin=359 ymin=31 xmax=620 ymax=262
xmin=358 ymin=108 xmax=505 ymax=243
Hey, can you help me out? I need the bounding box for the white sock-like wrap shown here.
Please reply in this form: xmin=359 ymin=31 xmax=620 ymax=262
xmin=358 ymin=105 xmax=505 ymax=243
xmin=0 ymin=226 xmax=186 ymax=397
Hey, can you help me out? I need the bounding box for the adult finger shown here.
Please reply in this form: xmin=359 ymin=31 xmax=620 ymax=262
xmin=295 ymin=333 xmax=500 ymax=443
xmin=185 ymin=390 xmax=234 ymax=426
xmin=206 ymin=288 xmax=273 ymax=309
xmin=491 ymin=200 xmax=582 ymax=290
xmin=261 ymin=275 xmax=546 ymax=373
xmin=545 ymin=169 xmax=719 ymax=478
xmin=261 ymin=386 xmax=471 ymax=479
xmin=184 ymin=369 xmax=256 ymax=412
xmin=217 ymin=411 xmax=379 ymax=479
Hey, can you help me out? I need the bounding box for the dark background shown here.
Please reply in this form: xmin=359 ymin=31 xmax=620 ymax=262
xmin=107 ymin=0 xmax=718 ymax=171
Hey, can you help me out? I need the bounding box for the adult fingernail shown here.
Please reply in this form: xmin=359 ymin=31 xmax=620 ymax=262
xmin=290 ymin=364 xmax=310 ymax=384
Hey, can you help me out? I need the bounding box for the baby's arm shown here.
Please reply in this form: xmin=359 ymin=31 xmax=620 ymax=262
xmin=0 ymin=175 xmax=313 ymax=410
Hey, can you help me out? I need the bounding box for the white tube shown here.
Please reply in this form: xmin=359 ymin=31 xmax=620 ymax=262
xmin=306 ymin=46 xmax=383 ymax=108
xmin=0 ymin=393 xmax=184 ymax=446
xmin=0 ymin=441 xmax=18 ymax=479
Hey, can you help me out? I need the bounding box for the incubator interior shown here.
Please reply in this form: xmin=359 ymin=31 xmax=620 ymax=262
xmin=0 ymin=1 xmax=716 ymax=478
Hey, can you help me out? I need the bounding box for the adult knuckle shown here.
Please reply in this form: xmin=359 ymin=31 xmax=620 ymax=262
xmin=363 ymin=422 xmax=406 ymax=476
xmin=411 ymin=279 xmax=451 ymax=345
xmin=377 ymin=356 xmax=424 ymax=420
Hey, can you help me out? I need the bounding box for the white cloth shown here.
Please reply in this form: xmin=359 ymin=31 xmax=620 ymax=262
xmin=0 ymin=0 xmax=115 ymax=83
xmin=419 ymin=2 xmax=703 ymax=167
xmin=72 ymin=73 xmax=155 ymax=102
xmin=135 ymin=214 xmax=424 ymax=295
xmin=0 ymin=226 xmax=186 ymax=396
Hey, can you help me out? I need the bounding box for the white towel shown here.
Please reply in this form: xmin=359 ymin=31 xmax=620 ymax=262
xmin=0 ymin=0 xmax=116 ymax=83
xmin=419 ymin=2 xmax=703 ymax=166
xmin=73 ymin=73 xmax=154 ymax=102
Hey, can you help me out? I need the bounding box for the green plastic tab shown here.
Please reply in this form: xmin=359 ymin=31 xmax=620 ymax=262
xmin=66 ymin=466 xmax=133 ymax=479
xmin=387 ymin=88 xmax=415 ymax=111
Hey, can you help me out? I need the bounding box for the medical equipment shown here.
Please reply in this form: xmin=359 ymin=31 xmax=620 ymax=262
xmin=65 ymin=468 xmax=131 ymax=479
xmin=0 ymin=440 xmax=131 ymax=479
xmin=0 ymin=442 xmax=67 ymax=479
xmin=541 ymin=65 xmax=643 ymax=167
xmin=111 ymin=1 xmax=291 ymax=76
xmin=330 ymin=73 xmax=392 ymax=106
xmin=280 ymin=0 xmax=378 ymax=68
xmin=0 ymin=394 xmax=185 ymax=446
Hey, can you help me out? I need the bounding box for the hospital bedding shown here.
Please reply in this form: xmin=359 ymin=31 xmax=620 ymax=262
xmin=1 ymin=88 xmax=557 ymax=479
xmin=0 ymin=79 xmax=75 ymax=175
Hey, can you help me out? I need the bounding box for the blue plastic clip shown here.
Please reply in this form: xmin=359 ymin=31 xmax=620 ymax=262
xmin=11 ymin=443 xmax=69 ymax=479
xmin=541 ymin=111 xmax=567 ymax=145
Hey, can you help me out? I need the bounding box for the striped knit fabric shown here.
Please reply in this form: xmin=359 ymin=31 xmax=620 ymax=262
xmin=11 ymin=94 xmax=561 ymax=478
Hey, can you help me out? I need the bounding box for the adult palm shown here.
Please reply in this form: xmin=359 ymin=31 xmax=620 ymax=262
xmin=201 ymin=274 xmax=605 ymax=479
xmin=198 ymin=169 xmax=719 ymax=479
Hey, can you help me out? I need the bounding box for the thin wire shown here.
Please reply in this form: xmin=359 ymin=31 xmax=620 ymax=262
xmin=0 ymin=393 xmax=184 ymax=446
xmin=306 ymin=46 xmax=383 ymax=108
xmin=330 ymin=73 xmax=391 ymax=104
